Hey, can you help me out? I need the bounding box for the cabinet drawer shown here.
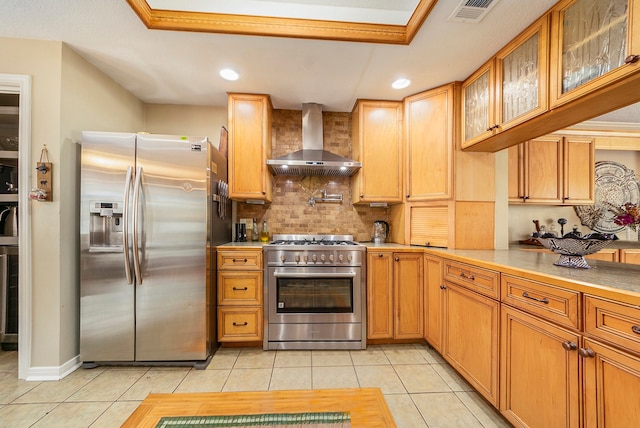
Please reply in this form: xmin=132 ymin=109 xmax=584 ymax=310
xmin=444 ymin=260 xmax=499 ymax=299
xmin=218 ymin=251 xmax=262 ymax=270
xmin=584 ymin=295 xmax=640 ymax=355
xmin=501 ymin=274 xmax=580 ymax=329
xmin=218 ymin=307 xmax=263 ymax=341
xmin=218 ymin=271 xmax=262 ymax=305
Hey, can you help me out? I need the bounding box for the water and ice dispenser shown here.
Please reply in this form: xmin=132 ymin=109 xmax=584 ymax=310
xmin=89 ymin=201 xmax=124 ymax=250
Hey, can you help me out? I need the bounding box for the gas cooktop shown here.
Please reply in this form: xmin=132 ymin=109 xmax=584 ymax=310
xmin=268 ymin=234 xmax=361 ymax=247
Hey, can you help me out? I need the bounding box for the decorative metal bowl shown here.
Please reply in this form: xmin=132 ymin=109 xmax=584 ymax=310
xmin=535 ymin=232 xmax=616 ymax=269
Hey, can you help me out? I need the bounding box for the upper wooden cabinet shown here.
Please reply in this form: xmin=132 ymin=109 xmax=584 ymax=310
xmin=404 ymin=83 xmax=456 ymax=202
xmin=508 ymin=134 xmax=594 ymax=205
xmin=550 ymin=0 xmax=640 ymax=108
xmin=227 ymin=93 xmax=273 ymax=203
xmin=351 ymin=100 xmax=403 ymax=205
xmin=462 ymin=15 xmax=550 ymax=149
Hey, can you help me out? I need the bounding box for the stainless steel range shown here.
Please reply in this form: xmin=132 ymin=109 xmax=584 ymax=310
xmin=263 ymin=234 xmax=366 ymax=350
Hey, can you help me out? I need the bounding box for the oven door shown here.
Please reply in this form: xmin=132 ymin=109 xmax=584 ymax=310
xmin=267 ymin=266 xmax=362 ymax=324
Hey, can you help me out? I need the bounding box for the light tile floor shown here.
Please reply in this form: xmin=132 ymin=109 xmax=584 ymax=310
xmin=0 ymin=343 xmax=512 ymax=427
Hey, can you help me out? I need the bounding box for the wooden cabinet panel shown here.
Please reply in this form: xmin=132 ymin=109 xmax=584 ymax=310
xmin=444 ymin=283 xmax=500 ymax=406
xmin=584 ymin=295 xmax=640 ymax=355
xmin=217 ymin=248 xmax=263 ymax=342
xmin=462 ymin=62 xmax=495 ymax=148
xmin=563 ymin=136 xmax=595 ymax=203
xmin=218 ymin=307 xmax=263 ymax=341
xmin=550 ymin=0 xmax=640 ymax=108
xmin=500 ymin=305 xmax=580 ymax=428
xmin=351 ymin=100 xmax=403 ymax=204
xmin=218 ymin=250 xmax=263 ymax=270
xmin=501 ymin=274 xmax=580 ymax=330
xmin=585 ymin=248 xmax=619 ymax=262
xmin=393 ymin=253 xmax=424 ymax=339
xmin=404 ymin=84 xmax=455 ymax=201
xmin=495 ymin=14 xmax=550 ymax=131
xmin=424 ymin=254 xmax=444 ymax=353
xmin=218 ymin=271 xmax=262 ymax=306
xmin=620 ymin=248 xmax=640 ymax=265
xmin=409 ymin=204 xmax=449 ymax=248
xmin=525 ymin=136 xmax=563 ymax=203
xmin=582 ymin=337 xmax=640 ymax=428
xmin=509 ymin=134 xmax=594 ymax=205
xmin=367 ymin=252 xmax=394 ymax=339
xmin=444 ymin=260 xmax=500 ymax=299
xmin=227 ymin=93 xmax=272 ymax=202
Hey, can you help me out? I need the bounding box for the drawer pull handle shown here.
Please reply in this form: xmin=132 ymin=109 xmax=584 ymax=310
xmin=460 ymin=272 xmax=475 ymax=281
xmin=232 ymin=287 xmax=248 ymax=291
xmin=632 ymin=325 xmax=640 ymax=335
xmin=232 ymin=322 xmax=248 ymax=327
xmin=232 ymin=258 xmax=248 ymax=263
xmin=578 ymin=348 xmax=595 ymax=358
xmin=561 ymin=341 xmax=577 ymax=351
xmin=522 ymin=291 xmax=549 ymax=304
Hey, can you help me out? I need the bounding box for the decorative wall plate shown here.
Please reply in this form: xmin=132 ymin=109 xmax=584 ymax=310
xmin=575 ymin=161 xmax=640 ymax=233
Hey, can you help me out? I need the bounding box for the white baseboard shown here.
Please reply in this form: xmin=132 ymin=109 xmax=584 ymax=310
xmin=25 ymin=355 xmax=81 ymax=381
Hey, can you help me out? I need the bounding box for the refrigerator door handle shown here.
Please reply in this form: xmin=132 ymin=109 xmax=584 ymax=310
xmin=132 ymin=166 xmax=143 ymax=284
xmin=123 ymin=166 xmax=134 ymax=285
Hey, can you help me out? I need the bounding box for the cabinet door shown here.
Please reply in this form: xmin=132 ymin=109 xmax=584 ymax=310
xmin=351 ymin=101 xmax=403 ymax=204
xmin=227 ymin=93 xmax=273 ymax=202
xmin=524 ymin=136 xmax=563 ymax=203
xmin=500 ymin=305 xmax=580 ymax=428
xmin=424 ymin=254 xmax=444 ymax=352
xmin=550 ymin=0 xmax=640 ymax=107
xmin=563 ymin=137 xmax=595 ymax=204
xmin=508 ymin=144 xmax=525 ymax=203
xmin=496 ymin=14 xmax=550 ymax=131
xmin=462 ymin=62 xmax=496 ymax=149
xmin=582 ymin=338 xmax=640 ymax=428
xmin=404 ymin=84 xmax=455 ymax=201
xmin=620 ymin=248 xmax=640 ymax=264
xmin=444 ymin=283 xmax=500 ymax=406
xmin=393 ymin=252 xmax=424 ymax=339
xmin=367 ymin=252 xmax=394 ymax=339
xmin=409 ymin=204 xmax=449 ymax=247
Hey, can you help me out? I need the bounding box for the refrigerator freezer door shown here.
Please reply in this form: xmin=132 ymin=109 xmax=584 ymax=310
xmin=134 ymin=134 xmax=209 ymax=361
xmin=80 ymin=132 xmax=136 ymax=362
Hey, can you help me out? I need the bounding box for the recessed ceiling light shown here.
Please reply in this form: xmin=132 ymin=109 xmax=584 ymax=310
xmin=392 ymin=78 xmax=411 ymax=89
xmin=220 ymin=69 xmax=239 ymax=81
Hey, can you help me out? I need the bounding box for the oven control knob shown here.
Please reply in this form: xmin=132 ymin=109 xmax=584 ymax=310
xmin=347 ymin=254 xmax=353 ymax=262
xmin=320 ymin=254 xmax=326 ymax=262
xmin=304 ymin=255 xmax=309 ymax=263
xmin=329 ymin=254 xmax=334 ymax=262
xmin=312 ymin=255 xmax=317 ymax=262
xmin=280 ymin=255 xmax=286 ymax=263
xmin=338 ymin=254 xmax=344 ymax=262
xmin=295 ymin=255 xmax=300 ymax=263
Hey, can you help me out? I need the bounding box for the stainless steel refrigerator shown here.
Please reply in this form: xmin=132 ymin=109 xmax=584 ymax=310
xmin=80 ymin=132 xmax=230 ymax=367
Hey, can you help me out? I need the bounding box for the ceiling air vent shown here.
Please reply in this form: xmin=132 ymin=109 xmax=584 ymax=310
xmin=448 ymin=0 xmax=500 ymax=23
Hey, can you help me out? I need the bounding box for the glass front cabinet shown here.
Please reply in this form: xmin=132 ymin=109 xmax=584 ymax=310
xmin=462 ymin=15 xmax=550 ymax=149
xmin=550 ymin=0 xmax=640 ymax=107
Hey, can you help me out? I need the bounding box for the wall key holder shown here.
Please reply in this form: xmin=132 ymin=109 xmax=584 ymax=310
xmin=29 ymin=145 xmax=52 ymax=202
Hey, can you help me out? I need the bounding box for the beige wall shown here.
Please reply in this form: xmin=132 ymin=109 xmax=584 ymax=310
xmin=508 ymin=149 xmax=640 ymax=243
xmin=144 ymin=104 xmax=227 ymax=149
xmin=0 ymin=37 xmax=145 ymax=369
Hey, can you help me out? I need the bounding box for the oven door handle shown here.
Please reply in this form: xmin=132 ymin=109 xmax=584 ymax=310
xmin=273 ymin=271 xmax=356 ymax=279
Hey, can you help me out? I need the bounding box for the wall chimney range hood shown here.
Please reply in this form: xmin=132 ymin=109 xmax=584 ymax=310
xmin=266 ymin=103 xmax=361 ymax=177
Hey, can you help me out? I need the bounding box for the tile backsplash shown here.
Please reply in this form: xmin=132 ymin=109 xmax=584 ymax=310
xmin=237 ymin=109 xmax=390 ymax=242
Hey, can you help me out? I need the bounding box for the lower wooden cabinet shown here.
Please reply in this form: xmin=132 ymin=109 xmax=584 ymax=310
xmin=582 ymin=338 xmax=640 ymax=428
xmin=423 ymin=254 xmax=444 ymax=353
xmin=500 ymin=305 xmax=580 ymax=428
xmin=217 ymin=248 xmax=263 ymax=343
xmin=620 ymin=248 xmax=640 ymax=265
xmin=367 ymin=251 xmax=423 ymax=340
xmin=443 ymin=282 xmax=500 ymax=407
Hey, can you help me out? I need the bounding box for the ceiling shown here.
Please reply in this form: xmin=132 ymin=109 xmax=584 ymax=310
xmin=0 ymin=0 xmax=567 ymax=111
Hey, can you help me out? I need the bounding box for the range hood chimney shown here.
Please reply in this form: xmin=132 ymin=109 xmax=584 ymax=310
xmin=266 ymin=103 xmax=361 ymax=177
